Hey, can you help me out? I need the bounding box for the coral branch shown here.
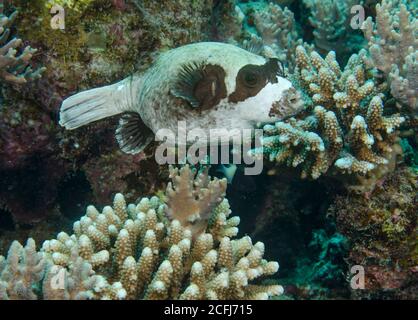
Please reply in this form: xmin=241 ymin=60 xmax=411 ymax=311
xmin=250 ymin=46 xmax=405 ymax=179
xmin=362 ymin=0 xmax=417 ymax=112
xmin=0 ymin=0 xmax=44 ymax=85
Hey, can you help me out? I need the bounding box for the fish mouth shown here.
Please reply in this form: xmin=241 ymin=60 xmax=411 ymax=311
xmin=269 ymin=87 xmax=305 ymax=120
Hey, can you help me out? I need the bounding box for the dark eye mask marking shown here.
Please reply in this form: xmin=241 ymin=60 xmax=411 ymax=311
xmin=228 ymin=58 xmax=284 ymax=103
xmin=171 ymin=62 xmax=227 ymax=110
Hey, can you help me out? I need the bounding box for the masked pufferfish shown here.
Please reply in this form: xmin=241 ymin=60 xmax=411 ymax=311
xmin=59 ymin=42 xmax=303 ymax=153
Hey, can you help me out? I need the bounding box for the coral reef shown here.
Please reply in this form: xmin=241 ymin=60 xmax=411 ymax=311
xmin=132 ymin=0 xmax=213 ymax=49
xmin=330 ymin=166 xmax=417 ymax=299
xmin=82 ymin=151 xmax=147 ymax=204
xmin=250 ymin=46 xmax=405 ymax=179
xmin=304 ymin=230 xmax=348 ymax=287
xmin=302 ymin=0 xmax=366 ymax=61
xmin=0 ymin=0 xmax=211 ymax=224
xmin=250 ymin=2 xmax=305 ymax=64
xmin=221 ymin=1 xmax=312 ymax=70
xmin=0 ymin=0 xmax=44 ymax=85
xmin=362 ymin=0 xmax=417 ymax=114
xmin=239 ymin=171 xmax=350 ymax=300
xmin=0 ymin=0 xmax=416 ymax=302
xmin=280 ymin=230 xmax=349 ymax=299
xmin=0 ymin=166 xmax=282 ymax=300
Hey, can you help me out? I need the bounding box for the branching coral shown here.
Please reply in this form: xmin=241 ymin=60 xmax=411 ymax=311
xmin=362 ymin=0 xmax=418 ymax=113
xmin=0 ymin=165 xmax=282 ymax=300
xmin=238 ymin=1 xmax=312 ymax=70
xmin=0 ymin=0 xmax=44 ymax=85
xmin=250 ymin=46 xmax=405 ymax=179
xmin=303 ymin=0 xmax=365 ymax=60
xmin=213 ymin=1 xmax=311 ymax=70
xmin=0 ymin=239 xmax=45 ymax=299
xmin=165 ymin=166 xmax=227 ymax=238
xmin=252 ymin=2 xmax=302 ymax=63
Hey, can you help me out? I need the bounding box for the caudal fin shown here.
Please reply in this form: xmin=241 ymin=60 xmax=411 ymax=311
xmin=59 ymin=78 xmax=137 ymax=130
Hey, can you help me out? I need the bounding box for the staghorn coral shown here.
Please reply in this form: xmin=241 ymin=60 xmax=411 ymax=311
xmin=0 ymin=165 xmax=282 ymax=300
xmin=250 ymin=46 xmax=405 ymax=179
xmin=0 ymin=0 xmax=43 ymax=85
xmin=362 ymin=0 xmax=418 ymax=113
xmin=213 ymin=1 xmax=311 ymax=70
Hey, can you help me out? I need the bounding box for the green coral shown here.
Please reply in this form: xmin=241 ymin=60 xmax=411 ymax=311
xmin=12 ymin=0 xmax=154 ymax=88
xmin=278 ymin=229 xmax=349 ymax=299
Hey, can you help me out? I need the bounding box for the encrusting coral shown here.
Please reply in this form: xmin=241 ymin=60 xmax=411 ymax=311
xmin=0 ymin=165 xmax=282 ymax=300
xmin=362 ymin=0 xmax=417 ymax=114
xmin=250 ymin=45 xmax=405 ymax=179
xmin=0 ymin=0 xmax=44 ymax=85
xmin=330 ymin=166 xmax=417 ymax=299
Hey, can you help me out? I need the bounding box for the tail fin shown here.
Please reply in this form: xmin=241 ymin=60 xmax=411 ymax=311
xmin=59 ymin=77 xmax=139 ymax=130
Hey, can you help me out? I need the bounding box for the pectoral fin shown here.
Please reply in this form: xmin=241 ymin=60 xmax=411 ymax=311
xmin=115 ymin=112 xmax=154 ymax=154
xmin=170 ymin=62 xmax=227 ymax=110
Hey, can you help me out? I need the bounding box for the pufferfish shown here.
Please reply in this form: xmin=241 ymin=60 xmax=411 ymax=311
xmin=59 ymin=42 xmax=303 ymax=154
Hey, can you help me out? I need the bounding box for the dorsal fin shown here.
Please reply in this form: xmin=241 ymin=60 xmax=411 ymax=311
xmin=115 ymin=112 xmax=154 ymax=154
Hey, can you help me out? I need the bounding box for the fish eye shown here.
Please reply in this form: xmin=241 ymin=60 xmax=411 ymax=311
xmin=243 ymin=71 xmax=259 ymax=87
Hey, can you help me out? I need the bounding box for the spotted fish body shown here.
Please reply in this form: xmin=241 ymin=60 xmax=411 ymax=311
xmin=60 ymin=42 xmax=303 ymax=154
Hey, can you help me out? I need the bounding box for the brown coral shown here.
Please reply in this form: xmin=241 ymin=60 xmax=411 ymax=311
xmin=330 ymin=166 xmax=417 ymax=298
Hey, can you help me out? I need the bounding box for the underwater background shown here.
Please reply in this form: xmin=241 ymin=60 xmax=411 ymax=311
xmin=0 ymin=0 xmax=416 ymax=300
